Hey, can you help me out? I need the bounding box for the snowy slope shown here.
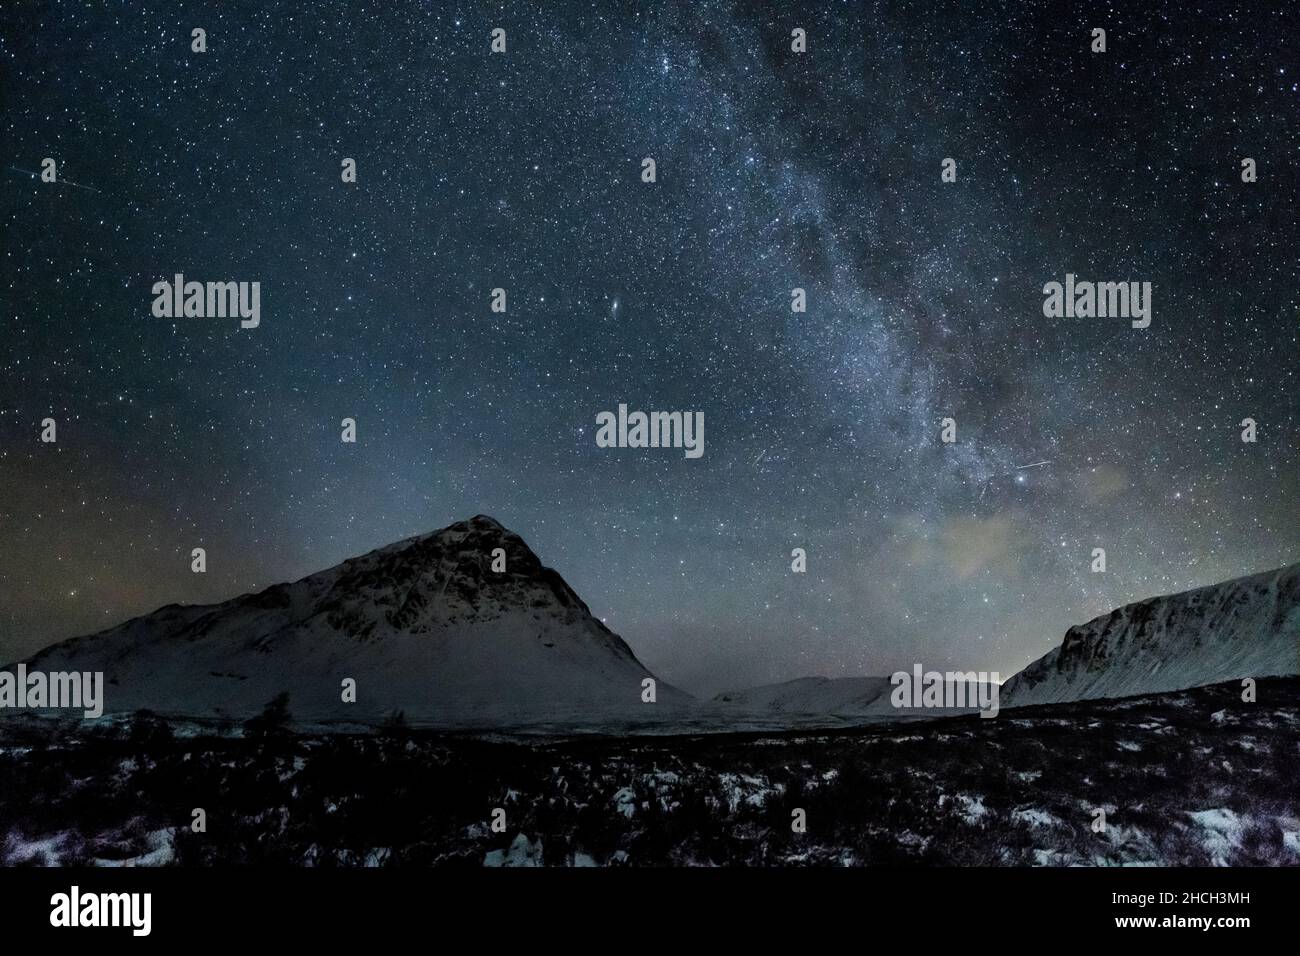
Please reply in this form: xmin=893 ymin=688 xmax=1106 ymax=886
xmin=713 ymin=675 xmax=996 ymax=719
xmin=714 ymin=677 xmax=895 ymax=715
xmin=1001 ymin=563 xmax=1300 ymax=708
xmin=13 ymin=516 xmax=690 ymax=727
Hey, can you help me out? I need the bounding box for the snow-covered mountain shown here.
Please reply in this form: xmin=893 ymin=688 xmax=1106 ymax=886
xmin=714 ymin=677 xmax=896 ymax=716
xmin=1001 ymin=563 xmax=1300 ymax=708
xmin=15 ymin=523 xmax=1295 ymax=731
xmin=712 ymin=674 xmax=997 ymax=720
xmin=13 ymin=516 xmax=690 ymax=727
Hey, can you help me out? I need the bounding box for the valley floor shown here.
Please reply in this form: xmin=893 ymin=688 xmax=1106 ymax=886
xmin=1 ymin=677 xmax=1296 ymax=867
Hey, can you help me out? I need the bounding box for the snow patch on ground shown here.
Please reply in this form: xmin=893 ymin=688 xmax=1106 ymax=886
xmin=1187 ymin=808 xmax=1244 ymax=866
xmin=484 ymin=833 xmax=543 ymax=867
xmin=3 ymin=830 xmax=70 ymax=865
xmin=1013 ymin=808 xmax=1060 ymax=828
xmin=937 ymin=793 xmax=988 ymax=825
xmin=717 ymin=772 xmax=781 ymax=812
xmin=92 ymin=827 xmax=175 ymax=867
xmin=613 ymin=787 xmax=636 ymax=818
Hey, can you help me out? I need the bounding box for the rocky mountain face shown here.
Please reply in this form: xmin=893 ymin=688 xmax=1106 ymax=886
xmin=1001 ymin=563 xmax=1300 ymax=708
xmin=14 ymin=516 xmax=688 ymax=728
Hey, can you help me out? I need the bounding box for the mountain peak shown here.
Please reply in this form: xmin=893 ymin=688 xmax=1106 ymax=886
xmin=396 ymin=514 xmax=512 ymax=550
xmin=321 ymin=517 xmax=582 ymax=639
xmin=430 ymin=514 xmax=508 ymax=537
xmin=22 ymin=517 xmax=689 ymax=725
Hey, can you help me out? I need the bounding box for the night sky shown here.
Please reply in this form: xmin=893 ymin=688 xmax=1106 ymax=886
xmin=2 ymin=1 xmax=1297 ymax=696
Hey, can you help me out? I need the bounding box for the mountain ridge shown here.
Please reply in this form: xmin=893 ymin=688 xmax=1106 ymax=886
xmin=1000 ymin=561 xmax=1300 ymax=708
xmin=10 ymin=521 xmax=1298 ymax=729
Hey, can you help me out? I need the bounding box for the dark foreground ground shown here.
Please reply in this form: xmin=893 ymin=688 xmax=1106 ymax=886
xmin=1 ymin=677 xmax=1296 ymax=866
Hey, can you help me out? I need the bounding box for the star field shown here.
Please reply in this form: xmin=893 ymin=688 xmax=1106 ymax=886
xmin=2 ymin=0 xmax=1298 ymax=694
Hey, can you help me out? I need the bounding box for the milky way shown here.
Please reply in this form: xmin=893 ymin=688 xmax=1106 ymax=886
xmin=2 ymin=1 xmax=1297 ymax=694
